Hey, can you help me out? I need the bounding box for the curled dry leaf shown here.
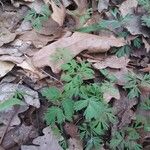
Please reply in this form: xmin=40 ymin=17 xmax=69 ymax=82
xmin=49 ymin=0 xmax=66 ymax=26
xmin=89 ymin=56 xmax=130 ymax=70
xmin=119 ymin=0 xmax=138 ymax=17
xmin=0 ymin=61 xmax=14 ymax=78
xmin=142 ymin=37 xmax=150 ymax=53
xmin=98 ymin=0 xmax=109 ymax=13
xmin=32 ymin=32 xmax=125 ymax=73
xmin=21 ymin=127 xmax=63 ymax=150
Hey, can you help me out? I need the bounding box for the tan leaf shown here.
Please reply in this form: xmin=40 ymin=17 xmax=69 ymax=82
xmin=35 ymin=18 xmax=63 ymax=36
xmin=0 ymin=61 xmax=14 ymax=78
xmin=19 ymin=30 xmax=60 ymax=48
xmin=0 ymin=27 xmax=16 ymax=47
xmin=142 ymin=37 xmax=150 ymax=53
xmin=125 ymin=15 xmax=150 ymax=37
xmin=32 ymin=32 xmax=126 ymax=73
xmin=119 ymin=0 xmax=138 ymax=17
xmin=50 ymin=0 xmax=66 ymax=26
xmin=89 ymin=56 xmax=130 ymax=70
xmin=21 ymin=127 xmax=63 ymax=150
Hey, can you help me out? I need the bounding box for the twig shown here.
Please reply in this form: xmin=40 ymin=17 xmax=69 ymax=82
xmin=40 ymin=69 xmax=63 ymax=85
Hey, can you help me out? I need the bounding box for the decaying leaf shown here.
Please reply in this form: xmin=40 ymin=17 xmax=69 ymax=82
xmin=98 ymin=0 xmax=109 ymax=13
xmin=0 ymin=105 xmax=28 ymax=126
xmin=89 ymin=56 xmax=130 ymax=70
xmin=125 ymin=15 xmax=150 ymax=37
xmin=0 ymin=61 xmax=14 ymax=78
xmin=50 ymin=0 xmax=66 ymax=26
xmin=32 ymin=32 xmax=125 ymax=73
xmin=0 ymin=27 xmax=16 ymax=47
xmin=119 ymin=0 xmax=138 ymax=17
xmin=113 ymin=92 xmax=138 ymax=129
xmin=21 ymin=127 xmax=63 ymax=150
xmin=1 ymin=124 xmax=38 ymax=150
xmin=35 ymin=18 xmax=63 ymax=36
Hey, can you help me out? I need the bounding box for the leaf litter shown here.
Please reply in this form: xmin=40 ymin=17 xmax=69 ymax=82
xmin=0 ymin=0 xmax=149 ymax=149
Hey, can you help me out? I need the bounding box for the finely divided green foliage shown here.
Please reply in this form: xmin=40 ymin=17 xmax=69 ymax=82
xmin=142 ymin=15 xmax=150 ymax=27
xmin=77 ymin=8 xmax=132 ymax=33
xmin=124 ymin=72 xmax=150 ymax=99
xmin=138 ymin=0 xmax=150 ymax=13
xmin=110 ymin=127 xmax=142 ymax=150
xmin=42 ymin=60 xmax=117 ymax=150
xmin=24 ymin=4 xmax=51 ymax=30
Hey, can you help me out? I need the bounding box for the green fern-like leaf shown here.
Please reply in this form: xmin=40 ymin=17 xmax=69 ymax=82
xmin=62 ymin=99 xmax=74 ymax=121
xmin=45 ymin=106 xmax=65 ymax=125
xmin=141 ymin=15 xmax=150 ymax=27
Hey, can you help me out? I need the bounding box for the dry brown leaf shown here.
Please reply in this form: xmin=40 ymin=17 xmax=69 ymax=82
xmin=125 ymin=15 xmax=150 ymax=37
xmin=21 ymin=127 xmax=63 ymax=150
xmin=68 ymin=138 xmax=83 ymax=150
xmin=142 ymin=37 xmax=150 ymax=53
xmin=89 ymin=56 xmax=130 ymax=70
xmin=0 ymin=61 xmax=14 ymax=78
xmin=35 ymin=18 xmax=62 ymax=36
xmin=49 ymin=0 xmax=66 ymax=26
xmin=17 ymin=59 xmax=47 ymax=80
xmin=67 ymin=0 xmax=88 ymax=27
xmin=32 ymin=32 xmax=126 ymax=73
xmin=119 ymin=0 xmax=138 ymax=17
xmin=0 ymin=27 xmax=16 ymax=47
xmin=98 ymin=0 xmax=109 ymax=13
xmin=19 ymin=30 xmax=60 ymax=48
xmin=113 ymin=92 xmax=138 ymax=129
xmin=2 ymin=124 xmax=38 ymax=149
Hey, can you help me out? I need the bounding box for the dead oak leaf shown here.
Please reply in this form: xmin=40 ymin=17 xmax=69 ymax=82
xmin=32 ymin=32 xmax=126 ymax=73
xmin=21 ymin=127 xmax=63 ymax=150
